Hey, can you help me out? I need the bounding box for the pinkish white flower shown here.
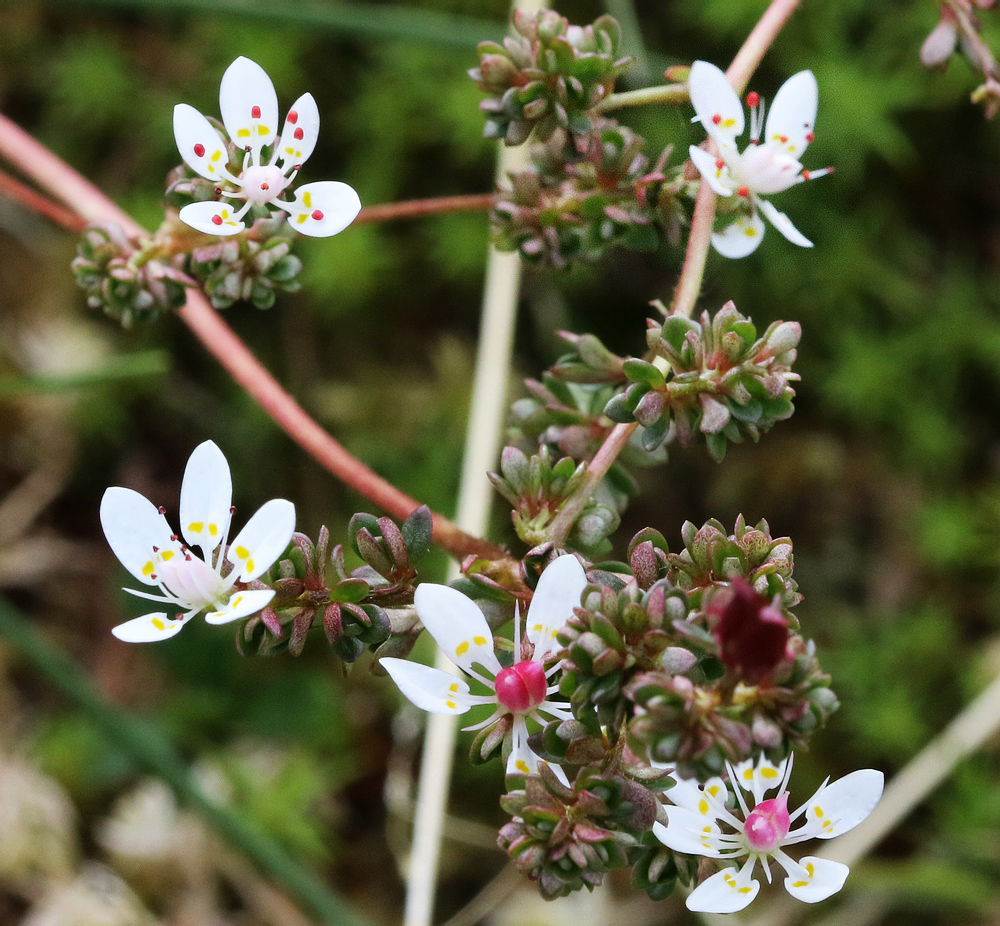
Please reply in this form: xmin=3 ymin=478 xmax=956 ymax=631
xmin=655 ymin=754 xmax=883 ymax=913
xmin=174 ymin=57 xmax=361 ymax=238
xmin=380 ymin=554 xmax=587 ymax=776
xmin=101 ymin=441 xmax=295 ymax=643
xmin=688 ymin=60 xmax=832 ymax=258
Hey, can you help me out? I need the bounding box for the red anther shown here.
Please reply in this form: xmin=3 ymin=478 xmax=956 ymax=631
xmin=176 ymin=614 xmax=184 ymax=621
xmin=802 ymin=170 xmax=811 ymax=180
xmin=158 ymin=506 xmax=166 ymax=514
xmin=193 ymin=143 xmax=206 ymax=157
xmin=294 ymin=127 xmax=304 ymax=140
xmin=288 ymin=110 xmax=298 ymax=124
xmin=293 ymin=164 xmax=302 ymax=172
xmin=170 ymin=534 xmax=179 ymax=542
xmin=715 ymin=158 xmax=726 ymax=170
xmin=311 ymin=210 xmax=324 ymax=220
xmin=211 ymin=214 xmax=223 ymax=226
xmin=230 ymin=506 xmax=236 ymax=513
xmin=805 ymin=132 xmax=814 ymax=143
xmin=214 ymin=188 xmax=222 ymax=196
xmin=712 ymin=113 xmax=722 ymax=125
xmin=184 ymin=553 xmax=192 ymax=561
xmin=261 ymin=182 xmax=270 ymax=191
xmin=150 ymin=574 xmax=157 ymax=581
xmin=779 ymin=134 xmax=789 ymax=143
xmin=746 ymin=91 xmax=760 ymax=107
xmin=152 ymin=546 xmax=159 ymax=552
xmin=827 ymin=166 xmax=837 ymax=174
xmin=251 ymin=105 xmax=261 ymax=119
xmin=737 ymin=185 xmax=750 ymax=197
xmin=245 ymin=145 xmax=253 ymax=153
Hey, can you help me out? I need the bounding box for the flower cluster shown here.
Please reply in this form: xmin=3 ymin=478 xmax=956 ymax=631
xmin=381 ymin=554 xmax=587 ymax=776
xmin=688 ymin=60 xmax=831 ymax=257
xmin=173 ymin=57 xmax=361 ymax=238
xmin=101 ymin=441 xmax=294 ymax=642
xmin=656 ymin=754 xmax=883 ymax=912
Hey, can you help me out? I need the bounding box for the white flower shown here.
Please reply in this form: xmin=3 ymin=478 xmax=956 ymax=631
xmin=380 ymin=554 xmax=587 ymax=776
xmin=654 ymin=754 xmax=883 ymax=913
xmin=687 ymin=60 xmax=832 ymax=258
xmin=173 ymin=57 xmax=361 ymax=238
xmin=101 ymin=440 xmax=295 ymax=643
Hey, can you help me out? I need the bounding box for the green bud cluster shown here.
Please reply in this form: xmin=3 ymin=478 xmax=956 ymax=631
xmin=72 ymin=223 xmax=187 ymax=327
xmin=498 ymin=762 xmax=657 ymax=899
xmin=605 ymin=301 xmax=801 ymax=460
xmin=187 ymin=217 xmax=303 ymax=310
xmin=489 ymin=446 xmax=620 ymax=553
xmin=667 ymin=515 xmax=801 ymax=612
xmin=471 ymin=10 xmax=633 ymax=146
xmin=557 ymin=576 xmax=693 ymax=737
xmin=491 ymin=123 xmax=682 ymax=267
xmin=241 ymin=508 xmax=432 ymax=663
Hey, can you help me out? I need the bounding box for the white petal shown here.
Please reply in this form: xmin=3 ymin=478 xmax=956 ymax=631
xmin=764 ymin=70 xmax=818 ymax=158
xmin=733 ymin=755 xmax=789 ymax=804
xmin=178 ymin=201 xmax=247 ymax=237
xmin=689 ymin=60 xmax=744 ymax=148
xmin=173 ymin=103 xmax=237 ymax=183
xmin=205 ymin=588 xmax=276 ymax=625
xmin=686 ymin=867 xmax=760 ymax=914
xmin=275 ymin=93 xmax=319 ymax=168
xmin=797 ymin=769 xmax=884 ymax=840
xmin=669 ymin=775 xmax=729 ymax=815
xmin=525 ymin=554 xmax=587 ymax=663
xmin=689 ymin=145 xmax=736 ymax=196
xmin=380 ymin=658 xmax=477 ymax=714
xmin=759 ymin=199 xmax=813 ymax=247
xmin=780 ymin=855 xmax=849 ymax=903
xmin=507 ymin=715 xmax=540 ymax=776
xmin=279 ymin=181 xmax=362 ymax=238
xmin=712 ymin=213 xmax=766 ymax=258
xmin=179 ymin=441 xmax=232 ymax=553
xmin=654 ymin=806 xmax=726 ymax=858
xmin=219 ymin=57 xmax=278 ymax=155
xmin=226 ymin=498 xmax=296 ymax=581
xmin=413 ymin=583 xmax=502 ymax=677
xmin=101 ymin=487 xmax=181 ymax=586
xmin=111 ymin=612 xmax=186 ymax=643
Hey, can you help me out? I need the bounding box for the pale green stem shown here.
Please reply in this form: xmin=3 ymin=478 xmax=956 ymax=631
xmin=401 ymin=1 xmax=539 ymax=918
xmin=596 ymin=83 xmax=689 ymax=112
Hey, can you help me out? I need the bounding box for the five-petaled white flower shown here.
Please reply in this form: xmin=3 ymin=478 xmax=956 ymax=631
xmin=687 ymin=59 xmax=832 ymax=258
xmin=101 ymin=440 xmax=295 ymax=643
xmin=380 ymin=554 xmax=587 ymax=776
xmin=654 ymin=754 xmax=883 ymax=913
xmin=173 ymin=56 xmax=361 ymax=238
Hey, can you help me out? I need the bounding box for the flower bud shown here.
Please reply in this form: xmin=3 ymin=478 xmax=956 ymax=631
xmin=920 ymin=15 xmax=958 ymax=70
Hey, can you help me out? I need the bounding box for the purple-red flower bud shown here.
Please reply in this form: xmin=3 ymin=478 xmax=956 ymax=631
xmin=711 ymin=577 xmax=789 ymax=683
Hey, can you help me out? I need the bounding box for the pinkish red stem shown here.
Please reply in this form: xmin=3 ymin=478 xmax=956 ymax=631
xmin=0 ymin=111 xmax=508 ymax=564
xmin=546 ymin=0 xmax=803 ymax=547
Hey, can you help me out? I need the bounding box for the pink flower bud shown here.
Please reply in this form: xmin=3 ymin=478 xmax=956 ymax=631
xmin=920 ymin=15 xmax=958 ymax=70
xmin=495 ymin=660 xmax=548 ymax=714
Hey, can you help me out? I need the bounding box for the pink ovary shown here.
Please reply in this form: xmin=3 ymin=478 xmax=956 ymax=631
xmin=495 ymin=660 xmax=547 ymax=714
xmin=744 ymin=793 xmax=790 ymax=852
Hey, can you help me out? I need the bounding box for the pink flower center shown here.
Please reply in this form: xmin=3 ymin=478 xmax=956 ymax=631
xmin=242 ymin=165 xmax=287 ymax=205
xmin=744 ymin=793 xmax=790 ymax=853
xmin=494 ymin=660 xmax=547 ymax=714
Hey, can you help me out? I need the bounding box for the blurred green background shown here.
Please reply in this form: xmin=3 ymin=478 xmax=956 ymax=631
xmin=2 ymin=0 xmax=1000 ymax=923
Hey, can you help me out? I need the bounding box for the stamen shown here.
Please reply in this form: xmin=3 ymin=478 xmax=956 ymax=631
xmin=746 ymin=91 xmax=759 ymax=107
